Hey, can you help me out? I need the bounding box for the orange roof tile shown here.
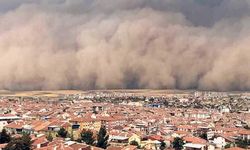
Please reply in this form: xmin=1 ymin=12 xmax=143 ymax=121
xmin=239 ymin=130 xmax=250 ymax=135
xmin=225 ymin=147 xmax=246 ymax=150
xmin=183 ymin=136 xmax=207 ymax=144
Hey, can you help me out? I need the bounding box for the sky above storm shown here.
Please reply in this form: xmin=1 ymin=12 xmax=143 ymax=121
xmin=0 ymin=0 xmax=250 ymax=91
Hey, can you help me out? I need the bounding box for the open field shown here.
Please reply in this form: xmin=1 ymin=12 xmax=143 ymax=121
xmin=0 ymin=89 xmax=249 ymax=98
xmin=0 ymin=89 xmax=193 ymax=97
xmin=0 ymin=90 xmax=84 ymax=97
xmin=85 ymin=89 xmax=194 ymax=97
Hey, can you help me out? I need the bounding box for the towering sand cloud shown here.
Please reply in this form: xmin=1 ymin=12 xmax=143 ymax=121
xmin=0 ymin=0 xmax=250 ymax=91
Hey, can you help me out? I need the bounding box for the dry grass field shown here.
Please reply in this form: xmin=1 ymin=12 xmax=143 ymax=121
xmin=0 ymin=89 xmax=248 ymax=98
xmin=0 ymin=90 xmax=84 ymax=97
xmin=0 ymin=89 xmax=192 ymax=97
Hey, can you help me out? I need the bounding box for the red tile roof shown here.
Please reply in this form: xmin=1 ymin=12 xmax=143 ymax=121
xmin=239 ymin=130 xmax=250 ymax=135
xmin=225 ymin=147 xmax=246 ymax=150
xmin=148 ymin=135 xmax=164 ymax=141
xmin=183 ymin=136 xmax=207 ymax=144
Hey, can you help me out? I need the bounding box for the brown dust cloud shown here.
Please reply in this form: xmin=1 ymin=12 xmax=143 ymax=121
xmin=0 ymin=0 xmax=250 ymax=91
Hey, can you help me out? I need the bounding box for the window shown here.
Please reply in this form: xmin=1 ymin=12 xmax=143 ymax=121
xmin=72 ymin=124 xmax=80 ymax=130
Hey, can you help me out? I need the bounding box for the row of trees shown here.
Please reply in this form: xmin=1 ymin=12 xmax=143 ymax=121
xmin=47 ymin=126 xmax=109 ymax=149
xmin=46 ymin=127 xmax=69 ymax=142
xmin=55 ymin=127 xmax=184 ymax=150
xmin=0 ymin=126 xmax=109 ymax=150
xmin=234 ymin=139 xmax=250 ymax=148
xmin=79 ymin=126 xmax=109 ymax=149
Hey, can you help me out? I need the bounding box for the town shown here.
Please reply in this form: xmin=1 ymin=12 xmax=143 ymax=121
xmin=0 ymin=90 xmax=249 ymax=150
xmin=1 ymin=0 xmax=250 ymax=149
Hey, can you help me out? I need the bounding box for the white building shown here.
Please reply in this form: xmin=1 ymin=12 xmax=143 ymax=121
xmin=183 ymin=143 xmax=206 ymax=150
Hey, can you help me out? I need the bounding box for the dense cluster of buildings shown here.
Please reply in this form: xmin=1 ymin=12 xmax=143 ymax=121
xmin=0 ymin=91 xmax=250 ymax=150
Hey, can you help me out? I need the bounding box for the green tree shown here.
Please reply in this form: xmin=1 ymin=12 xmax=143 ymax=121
xmin=130 ymin=140 xmax=139 ymax=146
xmin=236 ymin=139 xmax=249 ymax=148
xmin=46 ymin=132 xmax=53 ymax=142
xmin=70 ymin=129 xmax=74 ymax=141
xmin=96 ymin=126 xmax=109 ymax=149
xmin=199 ymin=133 xmax=207 ymax=140
xmin=224 ymin=143 xmax=231 ymax=149
xmin=57 ymin=127 xmax=68 ymax=138
xmin=244 ymin=125 xmax=250 ymax=130
xmin=130 ymin=140 xmax=140 ymax=148
xmin=163 ymin=100 xmax=169 ymax=107
xmin=4 ymin=133 xmax=32 ymax=150
xmin=80 ymin=130 xmax=95 ymax=145
xmin=173 ymin=137 xmax=184 ymax=150
xmin=0 ymin=129 xmax=11 ymax=144
xmin=160 ymin=141 xmax=166 ymax=150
